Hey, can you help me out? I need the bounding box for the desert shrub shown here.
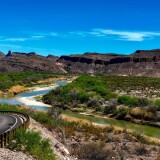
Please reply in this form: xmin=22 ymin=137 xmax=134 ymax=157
xmin=105 ymin=92 xmax=117 ymax=100
xmin=130 ymin=107 xmax=146 ymax=119
xmin=87 ymin=97 xmax=101 ymax=108
xmin=118 ymin=95 xmax=151 ymax=108
xmin=118 ymin=95 xmax=139 ymax=106
xmin=72 ymin=142 xmax=112 ymax=160
xmin=115 ymin=105 xmax=129 ymax=118
xmin=104 ymin=98 xmax=118 ymax=114
xmin=132 ymin=130 xmax=146 ymax=143
xmin=155 ymin=99 xmax=160 ymax=111
xmin=68 ymin=89 xmax=79 ymax=101
xmin=146 ymin=104 xmax=157 ymax=114
xmin=92 ymin=85 xmax=109 ymax=97
xmin=53 ymin=87 xmax=63 ymax=96
xmin=78 ymin=92 xmax=90 ymax=103
xmin=135 ymin=144 xmax=148 ymax=155
xmin=144 ymin=111 xmax=154 ymax=121
xmin=9 ymin=130 xmax=55 ymax=160
xmin=137 ymin=97 xmax=151 ymax=107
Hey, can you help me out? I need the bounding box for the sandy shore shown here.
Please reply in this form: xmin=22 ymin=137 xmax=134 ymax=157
xmin=16 ymin=96 xmax=51 ymax=107
xmin=15 ymin=78 xmax=73 ymax=108
xmin=15 ymin=84 xmax=58 ymax=107
xmin=29 ymin=84 xmax=58 ymax=91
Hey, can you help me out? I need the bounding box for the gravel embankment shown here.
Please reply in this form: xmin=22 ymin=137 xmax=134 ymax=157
xmin=0 ymin=148 xmax=35 ymax=160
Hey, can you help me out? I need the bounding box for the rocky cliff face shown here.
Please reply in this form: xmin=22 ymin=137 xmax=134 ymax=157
xmin=1 ymin=49 xmax=160 ymax=76
xmin=58 ymin=49 xmax=160 ymax=76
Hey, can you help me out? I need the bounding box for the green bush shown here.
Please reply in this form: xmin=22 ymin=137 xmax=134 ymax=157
xmin=118 ymin=95 xmax=139 ymax=106
xmin=155 ymin=99 xmax=160 ymax=110
xmin=9 ymin=130 xmax=56 ymax=160
xmin=78 ymin=92 xmax=90 ymax=103
xmin=118 ymin=96 xmax=152 ymax=108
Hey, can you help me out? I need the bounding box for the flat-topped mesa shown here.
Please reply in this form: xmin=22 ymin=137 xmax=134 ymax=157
xmin=59 ymin=49 xmax=160 ymax=65
xmin=58 ymin=49 xmax=160 ymax=76
xmin=12 ymin=52 xmax=37 ymax=56
xmin=131 ymin=49 xmax=160 ymax=62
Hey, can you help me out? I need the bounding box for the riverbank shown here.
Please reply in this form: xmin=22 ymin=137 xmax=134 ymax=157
xmin=70 ymin=108 xmax=160 ymax=129
xmin=61 ymin=113 xmax=160 ymax=145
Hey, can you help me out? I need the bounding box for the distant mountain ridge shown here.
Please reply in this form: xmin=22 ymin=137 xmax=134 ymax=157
xmin=1 ymin=49 xmax=160 ymax=76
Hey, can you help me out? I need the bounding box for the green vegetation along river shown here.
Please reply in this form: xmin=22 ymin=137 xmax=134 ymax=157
xmin=0 ymin=80 xmax=160 ymax=139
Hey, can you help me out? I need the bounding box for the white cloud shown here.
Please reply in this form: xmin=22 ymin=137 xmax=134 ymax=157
xmin=2 ymin=29 xmax=160 ymax=42
xmin=92 ymin=29 xmax=160 ymax=41
xmin=1 ymin=38 xmax=28 ymax=42
xmin=31 ymin=35 xmax=45 ymax=39
xmin=68 ymin=29 xmax=160 ymax=41
xmin=0 ymin=35 xmax=45 ymax=42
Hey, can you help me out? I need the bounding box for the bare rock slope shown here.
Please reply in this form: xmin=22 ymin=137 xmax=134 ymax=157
xmin=1 ymin=49 xmax=160 ymax=76
xmin=0 ymin=51 xmax=64 ymax=73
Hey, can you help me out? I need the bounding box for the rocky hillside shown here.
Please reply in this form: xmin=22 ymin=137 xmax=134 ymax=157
xmin=58 ymin=49 xmax=160 ymax=76
xmin=0 ymin=51 xmax=64 ymax=73
xmin=1 ymin=49 xmax=160 ymax=76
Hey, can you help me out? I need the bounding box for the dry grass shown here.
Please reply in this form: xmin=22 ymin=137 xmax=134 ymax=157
xmin=8 ymin=85 xmax=29 ymax=94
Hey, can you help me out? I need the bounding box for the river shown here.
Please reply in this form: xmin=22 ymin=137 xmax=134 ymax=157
xmin=0 ymin=81 xmax=160 ymax=139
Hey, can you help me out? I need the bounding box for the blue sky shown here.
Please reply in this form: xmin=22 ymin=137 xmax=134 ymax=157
xmin=0 ymin=0 xmax=160 ymax=56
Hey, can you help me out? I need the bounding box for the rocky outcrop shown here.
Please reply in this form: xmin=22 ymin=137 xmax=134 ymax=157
xmin=6 ymin=50 xmax=12 ymax=57
xmin=0 ymin=51 xmax=65 ymax=73
xmin=0 ymin=51 xmax=5 ymax=57
xmin=47 ymin=55 xmax=59 ymax=61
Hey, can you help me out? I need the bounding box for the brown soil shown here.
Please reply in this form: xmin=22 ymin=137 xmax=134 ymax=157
xmin=8 ymin=85 xmax=29 ymax=95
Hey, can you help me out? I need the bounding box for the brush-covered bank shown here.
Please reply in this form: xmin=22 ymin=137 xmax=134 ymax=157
xmin=0 ymin=72 xmax=75 ymax=96
xmin=42 ymin=75 xmax=160 ymax=128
